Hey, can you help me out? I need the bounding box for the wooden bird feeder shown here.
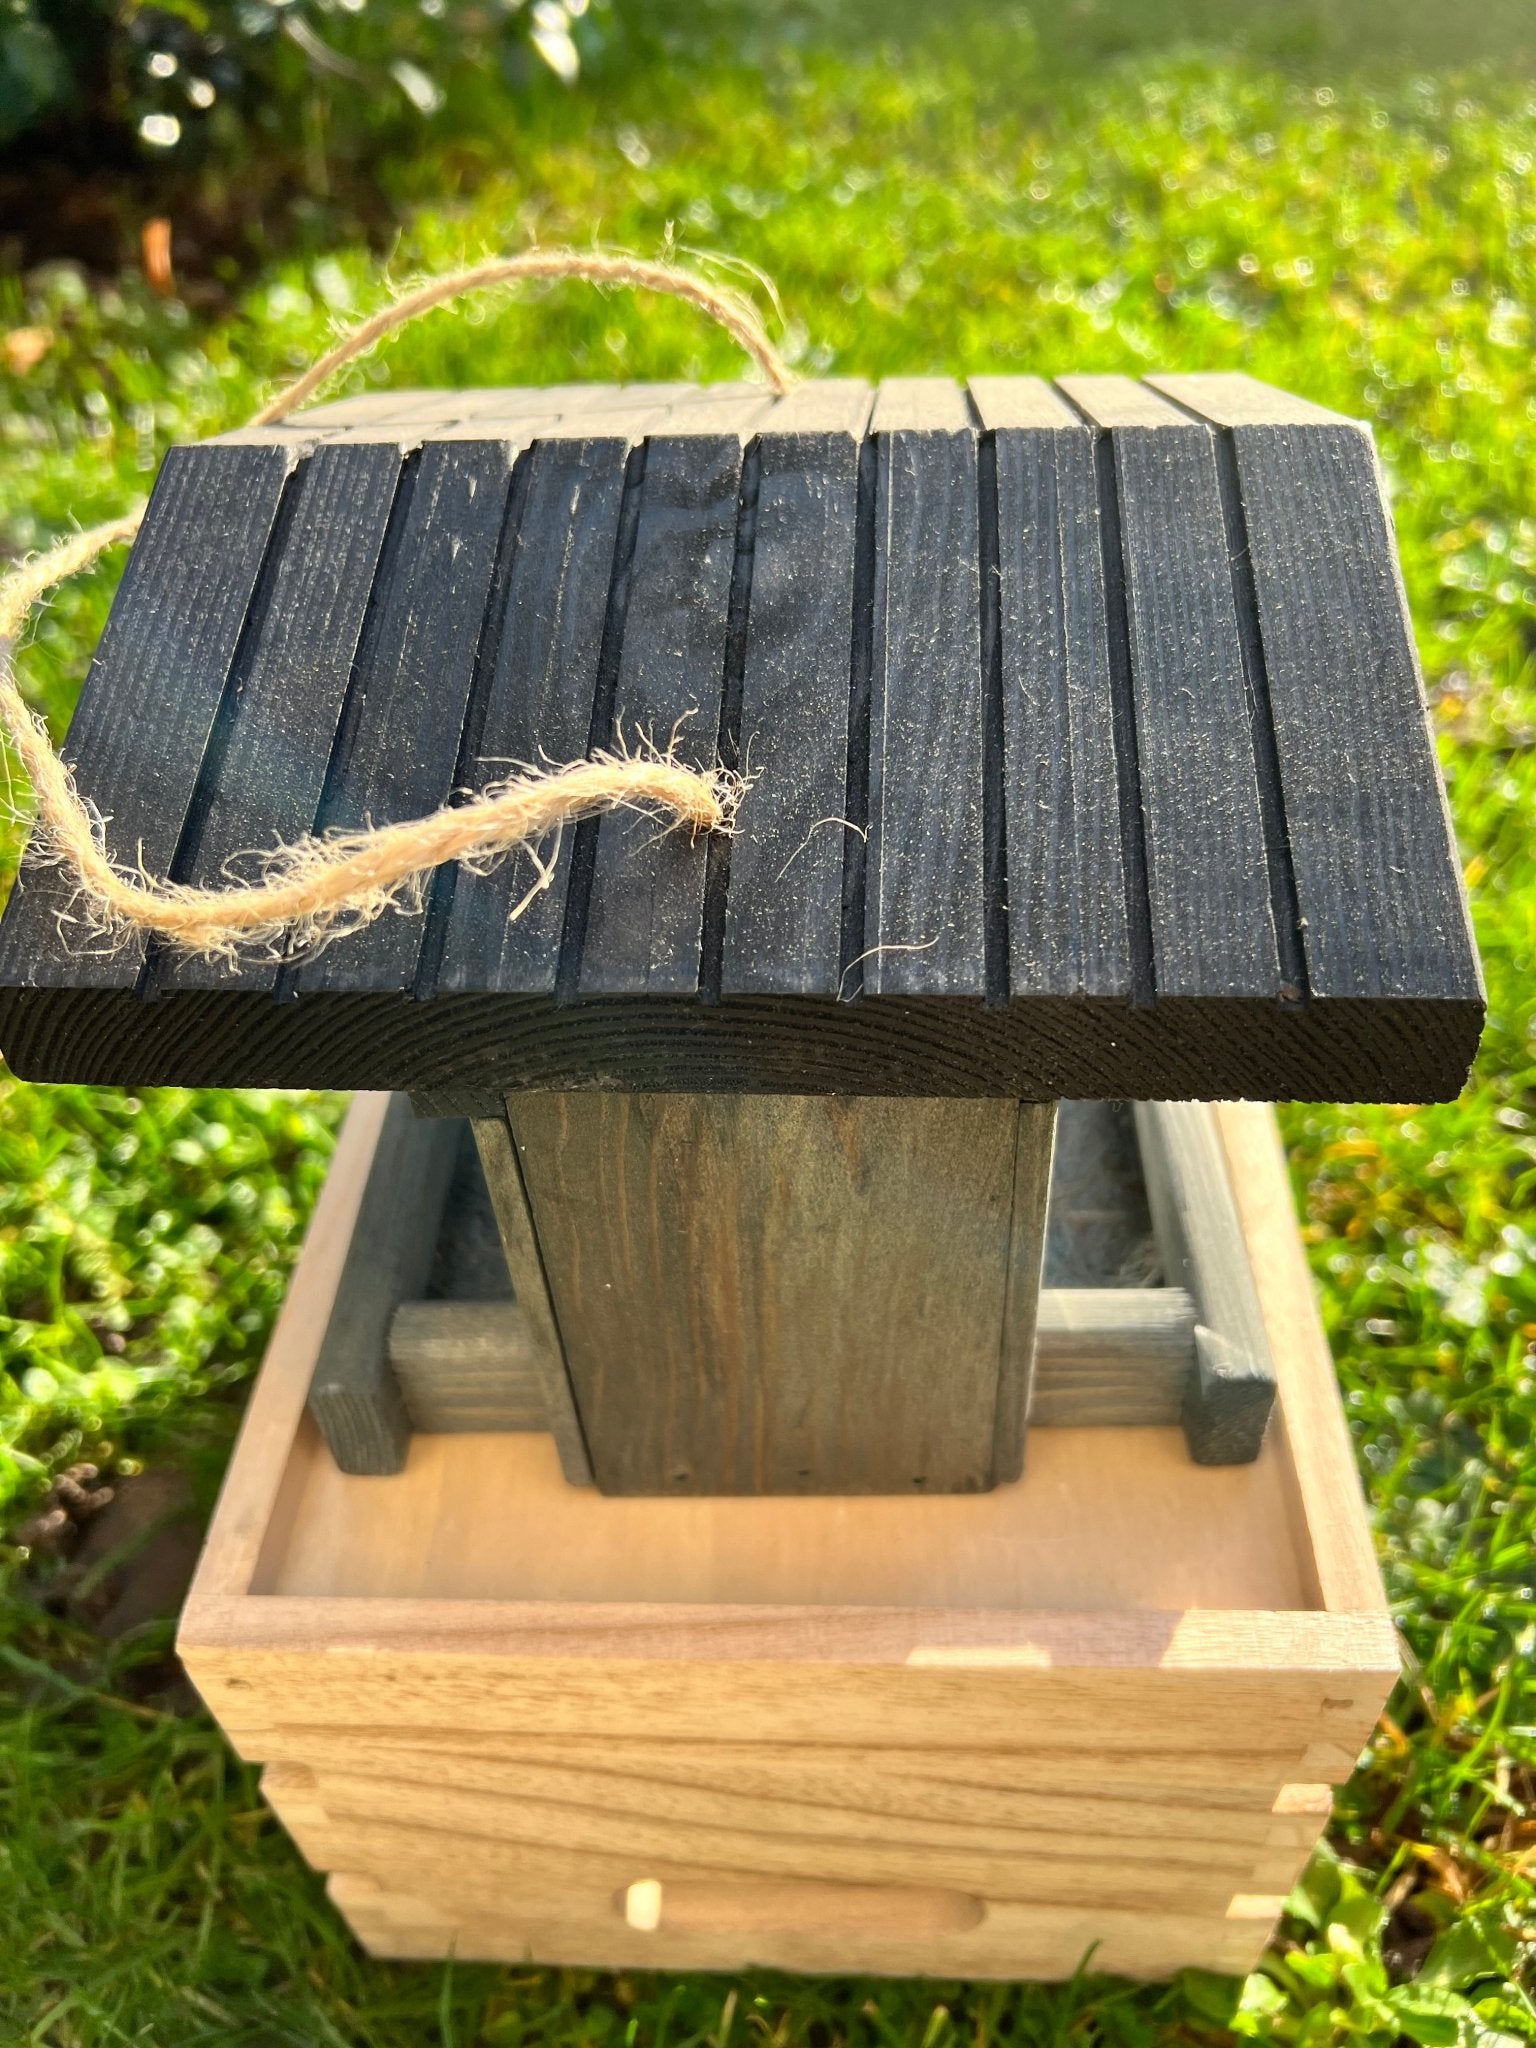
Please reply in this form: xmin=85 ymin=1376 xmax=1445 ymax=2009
xmin=0 ymin=370 xmax=1481 ymax=1978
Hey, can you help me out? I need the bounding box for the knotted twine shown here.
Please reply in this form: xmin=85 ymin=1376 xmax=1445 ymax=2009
xmin=0 ymin=250 xmax=794 ymax=960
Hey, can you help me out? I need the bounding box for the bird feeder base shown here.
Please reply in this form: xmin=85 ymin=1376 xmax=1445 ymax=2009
xmin=178 ymin=1097 xmax=1395 ymax=1982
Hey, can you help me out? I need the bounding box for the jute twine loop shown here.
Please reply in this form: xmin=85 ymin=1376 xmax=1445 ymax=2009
xmin=0 ymin=249 xmax=792 ymax=960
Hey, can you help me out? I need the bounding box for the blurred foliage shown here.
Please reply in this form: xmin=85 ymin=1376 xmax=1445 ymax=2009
xmin=0 ymin=1085 xmax=340 ymax=1506
xmin=1 ymin=0 xmax=613 ymax=273
xmin=2 ymin=0 xmax=609 ymax=147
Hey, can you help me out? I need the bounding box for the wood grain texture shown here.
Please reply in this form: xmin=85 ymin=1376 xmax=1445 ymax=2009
xmin=506 ymin=1092 xmax=1024 ymax=1495
xmin=304 ymin=1094 xmax=459 ymax=1474
xmin=434 ymin=435 xmax=632 ymax=995
xmin=969 ymin=376 xmax=1079 ymax=431
xmin=0 ymin=441 xmax=295 ymax=988
xmin=469 ymin=1114 xmax=591 ymax=1485
xmin=259 ymin=1726 xmax=1357 ymax=1801
xmin=264 ymin=1770 xmax=1304 ymax=1915
xmin=1145 ymin=373 xmax=1354 ymax=428
xmin=0 ymin=378 xmax=1482 ymax=1109
xmin=576 ymin=432 xmax=742 ymax=995
xmin=319 ymin=1862 xmax=1283 ymax=1978
xmin=0 ymin=982 xmax=1483 ymax=1110
xmin=1212 ymin=1100 xmax=1387 ymax=1616
xmin=381 ymin=1284 xmax=1199 ymax=1436
xmin=1227 ymin=423 xmax=1477 ymax=1003
xmin=720 ymin=399 xmax=866 ymax=994
xmin=1059 ymin=376 xmax=1280 ymax=999
xmin=865 ymin=385 xmax=986 ymax=996
xmin=1134 ymin=1102 xmax=1277 ymax=1465
xmin=992 ymin=1101 xmax=1057 ymax=1481
xmin=389 ymin=1299 xmax=548 ymax=1432
xmin=1029 ymin=1288 xmax=1195 ymax=1427
xmin=989 ymin=406 xmax=1132 ymax=996
xmin=162 ymin=441 xmax=405 ymax=994
xmin=258 ymin=1731 xmax=1330 ymax=1839
xmin=300 ymin=439 xmax=517 ymax=995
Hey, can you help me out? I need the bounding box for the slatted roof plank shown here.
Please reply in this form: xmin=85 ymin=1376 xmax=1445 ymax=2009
xmin=1220 ymin=420 xmax=1481 ymax=1000
xmin=720 ymin=382 xmax=871 ymax=996
xmin=861 ymin=377 xmax=986 ymax=998
xmin=298 ymin=439 xmax=518 ymax=995
xmin=1146 ymin=373 xmax=1356 ymax=428
xmin=983 ymin=392 xmax=1133 ymax=997
xmin=0 ymin=441 xmax=296 ymax=990
xmin=434 ymin=435 xmax=635 ymax=996
xmin=1057 ymin=375 xmax=1281 ymax=999
xmin=0 ymin=375 xmax=1484 ymax=1107
xmin=163 ymin=440 xmax=407 ymax=993
xmin=576 ymin=431 xmax=744 ymax=995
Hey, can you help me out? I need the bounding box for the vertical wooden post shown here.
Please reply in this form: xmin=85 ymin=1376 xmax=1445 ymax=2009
xmin=469 ymin=1116 xmax=594 ymax=1487
xmin=305 ymin=1094 xmax=459 ymax=1475
xmin=1134 ymin=1101 xmax=1277 ymax=1464
xmin=486 ymin=1094 xmax=1057 ymax=1497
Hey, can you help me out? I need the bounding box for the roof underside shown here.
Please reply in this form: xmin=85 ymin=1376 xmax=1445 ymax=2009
xmin=0 ymin=373 xmax=1482 ymax=1110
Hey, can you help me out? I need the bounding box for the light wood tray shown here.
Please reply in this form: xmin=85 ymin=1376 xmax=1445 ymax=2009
xmin=178 ymin=1095 xmax=1397 ymax=1981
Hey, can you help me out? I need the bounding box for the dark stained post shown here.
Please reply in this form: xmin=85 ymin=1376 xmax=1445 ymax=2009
xmin=488 ymin=1092 xmax=1054 ymax=1496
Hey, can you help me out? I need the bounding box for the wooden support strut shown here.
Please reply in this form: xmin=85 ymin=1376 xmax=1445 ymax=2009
xmin=496 ymin=1092 xmax=1058 ymax=1497
xmin=1133 ymin=1101 xmax=1278 ymax=1464
xmin=297 ymin=1096 xmax=1276 ymax=1483
xmin=386 ymin=1286 xmax=1201 ymax=1438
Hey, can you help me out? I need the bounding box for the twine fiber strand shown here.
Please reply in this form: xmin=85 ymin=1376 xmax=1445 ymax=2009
xmin=253 ymin=250 xmax=793 ymax=424
xmin=0 ymin=249 xmax=788 ymax=958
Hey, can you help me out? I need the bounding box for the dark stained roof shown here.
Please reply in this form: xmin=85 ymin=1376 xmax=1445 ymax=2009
xmin=0 ymin=374 xmax=1482 ymax=1111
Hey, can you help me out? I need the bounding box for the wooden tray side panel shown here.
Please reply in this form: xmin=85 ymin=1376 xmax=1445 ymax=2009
xmin=327 ymin=1869 xmax=1279 ymax=1980
xmin=177 ymin=1095 xmax=1395 ymax=1983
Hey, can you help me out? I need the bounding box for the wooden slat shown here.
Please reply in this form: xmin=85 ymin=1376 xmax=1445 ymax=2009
xmin=762 ymin=377 xmax=874 ymax=435
xmin=299 ymin=440 xmax=516 ymax=995
xmin=1198 ymin=412 xmax=1477 ymax=1004
xmin=0 ymin=442 xmax=296 ymax=988
xmin=271 ymin=1753 xmax=1303 ymax=1889
xmin=507 ymin=1093 xmax=1020 ymax=1495
xmin=295 ymin=390 xmax=469 ymax=425
xmin=968 ymin=376 xmax=1079 ymax=430
xmin=390 ymin=1299 xmax=549 ymax=1432
xmin=652 ymin=385 xmax=780 ymax=435
xmin=991 ymin=1102 xmax=1057 ymax=1481
xmin=163 ymin=442 xmax=405 ymax=993
xmin=0 ymin=376 xmax=1484 ymax=1112
xmin=470 ymin=1114 xmax=592 ymax=1486
xmin=1134 ymin=1102 xmax=1277 ymax=1464
xmin=260 ymin=1726 xmax=1312 ymax=1824
xmin=1055 ymin=375 xmax=1185 ymax=430
xmin=864 ymin=379 xmax=985 ymax=996
xmin=254 ymin=1779 xmax=1307 ymax=1916
xmin=1213 ymin=1100 xmax=1389 ymax=1616
xmin=1146 ymin=374 xmax=1354 ymax=428
xmin=1057 ymin=375 xmax=1280 ymax=999
xmin=720 ymin=384 xmax=869 ymax=994
xmin=576 ymin=433 xmax=743 ymax=995
xmin=984 ymin=393 xmax=1132 ymax=997
xmin=319 ymin=1864 xmax=1279 ymax=1978
xmin=305 ymin=1095 xmax=460 ymax=1475
xmin=538 ymin=392 xmax=684 ymax=442
xmin=1029 ymin=1287 xmax=1195 ymax=1426
xmin=384 ymin=1282 xmax=1197 ymax=1437
xmin=434 ymin=436 xmax=632 ymax=995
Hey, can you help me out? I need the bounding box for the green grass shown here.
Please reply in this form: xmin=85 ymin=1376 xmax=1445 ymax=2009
xmin=4 ymin=5 xmax=1536 ymax=2039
